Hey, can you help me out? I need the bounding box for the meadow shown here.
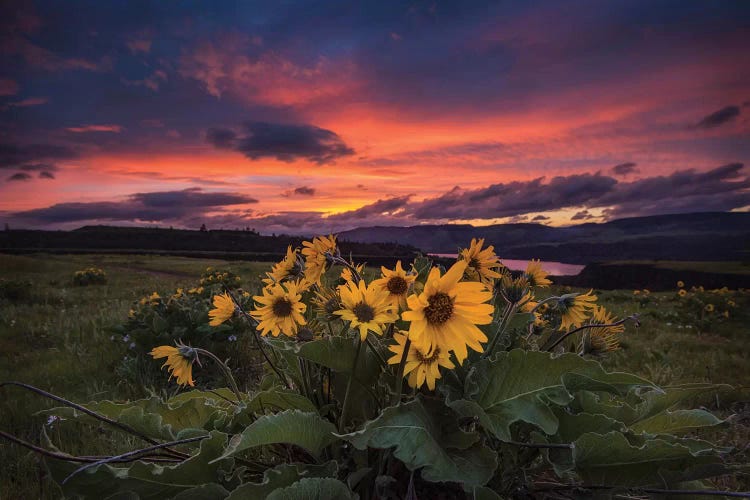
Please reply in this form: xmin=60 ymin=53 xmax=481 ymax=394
xmin=1 ymin=253 xmax=748 ymax=497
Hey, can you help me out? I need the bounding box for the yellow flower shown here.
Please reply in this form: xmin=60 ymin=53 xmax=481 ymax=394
xmin=301 ymin=235 xmax=337 ymax=284
xmin=387 ymin=331 xmax=455 ymax=390
xmin=728 ymin=300 xmax=736 ymax=307
xmin=459 ymin=238 xmax=503 ymax=285
xmin=150 ymin=292 xmax=161 ymax=301
xmin=677 ymin=280 xmax=685 ymax=288
xmin=582 ymin=305 xmax=624 ymax=355
xmin=150 ymin=345 xmax=195 ymax=387
xmin=723 ymin=310 xmax=729 ymax=318
xmin=633 ymin=290 xmax=640 ymax=295
xmin=642 ymin=289 xmax=650 ymax=296
xmin=209 ymin=292 xmax=236 ymax=326
xmin=341 ymin=263 xmax=365 ymax=283
xmin=524 ymin=259 xmax=552 ymax=288
xmin=312 ymin=287 xmax=343 ymax=322
xmin=402 ymin=260 xmax=494 ymax=364
xmin=372 ymin=261 xmax=416 ymax=309
xmin=678 ymin=289 xmax=687 ymax=297
xmin=704 ymin=304 xmax=714 ymax=313
xmin=335 ymin=279 xmax=397 ymax=341
xmin=558 ymin=290 xmax=597 ymax=331
xmin=251 ymin=280 xmax=307 ymax=337
xmin=263 ymin=246 xmax=300 ymax=286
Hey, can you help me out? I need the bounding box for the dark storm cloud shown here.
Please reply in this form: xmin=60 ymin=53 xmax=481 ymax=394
xmin=410 ymin=174 xmax=617 ymax=220
xmin=0 ymin=142 xmax=77 ymax=168
xmin=207 ymin=122 xmax=355 ymax=165
xmin=38 ymin=170 xmax=55 ymax=179
xmin=129 ymin=187 xmax=256 ymax=207
xmin=10 ymin=188 xmax=257 ymax=224
xmin=694 ymin=105 xmax=741 ymax=129
xmin=6 ymin=172 xmax=31 ymax=181
xmin=293 ymin=186 xmax=315 ymax=196
xmin=611 ymin=162 xmax=638 ymax=176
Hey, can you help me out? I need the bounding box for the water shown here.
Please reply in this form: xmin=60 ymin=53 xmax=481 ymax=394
xmin=428 ymin=254 xmax=585 ymax=276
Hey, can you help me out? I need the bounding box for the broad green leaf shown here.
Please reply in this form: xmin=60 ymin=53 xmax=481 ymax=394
xmin=572 ymin=431 xmax=723 ymax=486
xmin=339 ymin=398 xmax=497 ymax=488
xmin=630 ymin=409 xmax=724 ymax=435
xmin=172 ymin=483 xmax=230 ymax=499
xmin=266 ymin=478 xmax=356 ymax=500
xmin=245 ymin=389 xmax=318 ymax=415
xmin=214 ymin=410 xmax=338 ymax=461
xmin=451 ymin=349 xmax=653 ymax=440
xmin=575 ymin=383 xmax=731 ymax=426
xmin=225 ymin=462 xmax=338 ymax=499
xmin=45 ymin=431 xmax=231 ymax=499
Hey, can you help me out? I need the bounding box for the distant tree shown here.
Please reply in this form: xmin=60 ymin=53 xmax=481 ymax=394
xmin=200 ymin=224 xmax=207 ymax=232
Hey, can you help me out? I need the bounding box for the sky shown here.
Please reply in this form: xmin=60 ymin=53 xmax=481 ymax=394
xmin=0 ymin=0 xmax=749 ymax=235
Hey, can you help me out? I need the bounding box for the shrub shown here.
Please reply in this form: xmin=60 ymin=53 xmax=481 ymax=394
xmin=72 ymin=267 xmax=107 ymax=286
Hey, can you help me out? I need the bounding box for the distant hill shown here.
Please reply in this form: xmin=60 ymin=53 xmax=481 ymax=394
xmin=0 ymin=226 xmax=420 ymax=266
xmin=339 ymin=212 xmax=750 ymax=263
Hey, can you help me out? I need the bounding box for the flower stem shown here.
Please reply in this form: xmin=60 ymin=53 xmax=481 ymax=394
xmin=195 ymin=348 xmax=243 ymax=402
xmin=338 ymin=336 xmax=363 ymax=433
xmin=365 ymin=336 xmax=387 ymax=369
xmin=482 ymin=301 xmax=517 ymax=359
xmin=392 ymin=336 xmax=411 ymax=406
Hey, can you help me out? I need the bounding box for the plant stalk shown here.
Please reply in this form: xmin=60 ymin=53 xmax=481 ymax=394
xmin=482 ymin=301 xmax=517 ymax=359
xmin=392 ymin=336 xmax=411 ymax=406
xmin=338 ymin=336 xmax=363 ymax=433
xmin=195 ymin=348 xmax=243 ymax=402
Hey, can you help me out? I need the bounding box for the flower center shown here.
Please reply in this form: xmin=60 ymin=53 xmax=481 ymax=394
xmin=424 ymin=292 xmax=454 ymax=325
xmin=386 ymin=276 xmax=408 ymax=295
xmin=353 ymin=301 xmax=375 ymax=323
xmin=415 ymin=346 xmax=441 ymax=365
xmin=272 ymin=297 xmax=293 ymax=317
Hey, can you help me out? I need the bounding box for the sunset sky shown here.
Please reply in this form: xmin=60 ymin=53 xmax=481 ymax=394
xmin=1 ymin=0 xmax=748 ymax=234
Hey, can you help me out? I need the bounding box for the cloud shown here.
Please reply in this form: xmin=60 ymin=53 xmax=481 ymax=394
xmin=694 ymin=105 xmax=741 ymax=129
xmin=611 ymin=162 xmax=638 ymax=176
xmin=18 ymin=163 xmax=59 ymax=172
xmin=326 ymin=195 xmax=413 ymax=221
xmin=65 ymin=124 xmax=123 ymax=133
xmin=10 ymin=188 xmax=258 ymax=224
xmin=206 ymin=121 xmax=354 ymax=165
xmin=1 ymin=96 xmax=47 ymax=109
xmin=6 ymin=172 xmax=31 ymax=181
xmin=570 ymin=210 xmax=594 ymax=221
xmin=0 ymin=78 xmax=19 ymax=96
xmin=38 ymin=170 xmax=54 ymax=179
xmin=293 ymin=186 xmax=315 ymax=196
xmin=532 ymin=215 xmax=550 ymax=221
xmin=126 ymin=36 xmax=152 ymax=55
xmin=411 ymin=174 xmax=617 ymax=220
xmin=122 ymin=70 xmax=167 ymax=91
xmin=0 ymin=142 xmax=77 ymax=168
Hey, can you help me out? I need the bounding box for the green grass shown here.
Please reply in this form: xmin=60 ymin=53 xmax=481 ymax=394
xmin=604 ymin=260 xmax=750 ymax=275
xmin=1 ymin=254 xmax=748 ymax=497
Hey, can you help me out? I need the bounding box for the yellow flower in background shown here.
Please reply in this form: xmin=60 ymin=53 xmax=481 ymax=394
xmin=387 ymin=331 xmax=455 ymax=390
xmin=341 ymin=263 xmax=365 ymax=283
xmin=150 ymin=345 xmax=196 ymax=387
xmin=723 ymin=310 xmax=729 ymax=318
xmin=582 ymin=306 xmax=622 ymax=355
xmin=728 ymin=300 xmax=736 ymax=307
xmin=459 ymin=238 xmax=503 ymax=285
xmin=558 ymin=290 xmax=597 ymax=331
xmin=263 ymin=246 xmax=299 ymax=286
xmin=677 ymin=280 xmax=685 ymax=288
xmin=209 ymin=292 xmax=236 ymax=326
xmin=678 ymin=289 xmax=687 ymax=297
xmin=633 ymin=290 xmax=640 ymax=295
xmin=642 ymin=289 xmax=650 ymax=296
xmin=524 ymin=259 xmax=552 ymax=288
xmin=312 ymin=287 xmax=343 ymax=322
xmin=335 ymin=279 xmax=397 ymax=340
xmin=704 ymin=304 xmax=714 ymax=313
xmin=372 ymin=260 xmax=416 ymax=309
xmin=301 ymin=234 xmax=337 ymax=284
xmin=402 ymin=260 xmax=494 ymax=364
xmin=251 ymin=280 xmax=308 ymax=337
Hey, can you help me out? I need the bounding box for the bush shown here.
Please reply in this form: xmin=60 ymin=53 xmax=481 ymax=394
xmin=72 ymin=267 xmax=107 ymax=286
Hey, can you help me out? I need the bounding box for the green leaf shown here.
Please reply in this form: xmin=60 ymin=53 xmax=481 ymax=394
xmin=245 ymin=390 xmax=318 ymax=415
xmin=266 ymin=478 xmax=356 ymax=500
xmin=630 ymin=409 xmax=724 ymax=435
xmin=571 ymin=431 xmax=724 ymax=486
xmin=339 ymin=398 xmax=497 ymax=488
xmin=172 ymin=483 xmax=230 ymax=499
xmin=225 ymin=462 xmax=338 ymax=499
xmin=214 ymin=410 xmax=338 ymax=461
xmin=451 ymin=349 xmax=654 ymax=440
xmin=45 ymin=431 xmax=231 ymax=499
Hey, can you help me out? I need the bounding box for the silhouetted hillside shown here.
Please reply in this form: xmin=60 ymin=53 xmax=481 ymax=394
xmin=339 ymin=212 xmax=750 ymax=263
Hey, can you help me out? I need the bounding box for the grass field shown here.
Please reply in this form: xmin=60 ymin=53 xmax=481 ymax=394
xmin=1 ymin=253 xmax=748 ymax=497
